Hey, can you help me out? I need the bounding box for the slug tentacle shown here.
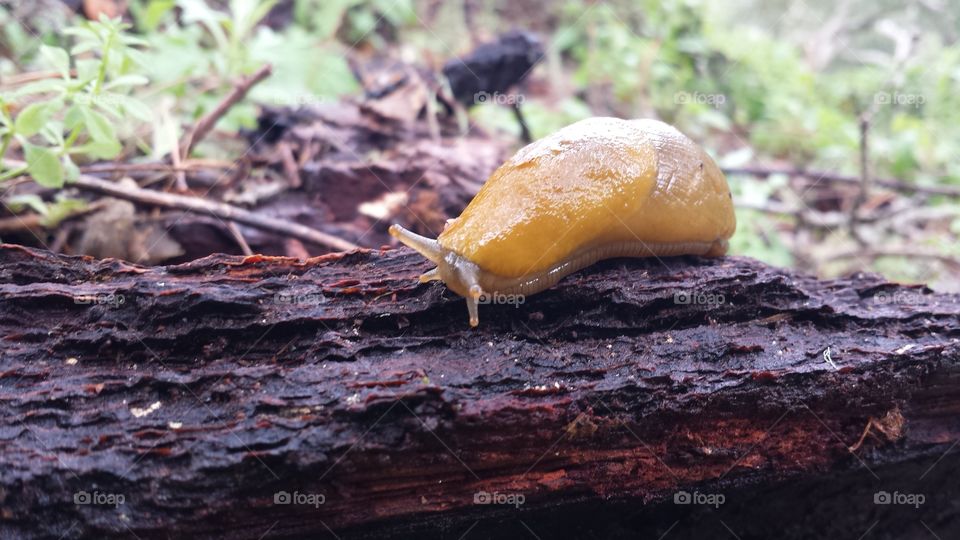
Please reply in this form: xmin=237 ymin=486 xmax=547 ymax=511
xmin=390 ymin=223 xmax=487 ymax=326
xmin=389 ymin=225 xmax=444 ymax=264
xmin=418 ymin=267 xmax=441 ymax=282
xmin=466 ymin=296 xmax=480 ymax=328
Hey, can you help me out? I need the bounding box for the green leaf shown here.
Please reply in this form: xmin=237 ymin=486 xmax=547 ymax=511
xmin=64 ymin=104 xmax=85 ymax=131
xmin=135 ymin=0 xmax=176 ymax=32
xmin=13 ymin=79 xmax=68 ymax=98
xmin=14 ymin=100 xmax=61 ymax=136
xmin=120 ymin=33 xmax=149 ymax=47
xmin=24 ymin=144 xmax=64 ymax=188
xmin=71 ymin=138 xmax=122 ymax=159
xmin=178 ymin=0 xmax=229 ymax=49
xmin=40 ymin=121 xmax=65 ymax=147
xmin=70 ymin=41 xmax=100 ymax=56
xmin=6 ymin=194 xmax=47 ymax=215
xmin=62 ymin=155 xmax=80 ymax=183
xmin=39 ymin=45 xmax=71 ymax=79
xmin=41 ymin=197 xmax=87 ymax=226
xmin=75 ymin=58 xmax=101 ymax=82
xmin=104 ymin=74 xmax=149 ymax=90
xmin=63 ymin=26 xmax=99 ymax=41
xmin=305 ymin=0 xmax=356 ymax=39
xmin=124 ymin=48 xmax=149 ymax=68
xmin=89 ymin=94 xmax=123 ymax=119
xmin=109 ymin=93 xmax=154 ymax=122
xmin=80 ymin=106 xmax=117 ymax=144
xmin=245 ymin=0 xmax=280 ymax=35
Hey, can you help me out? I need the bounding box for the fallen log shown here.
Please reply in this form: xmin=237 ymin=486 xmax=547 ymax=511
xmin=0 ymin=243 xmax=958 ymax=539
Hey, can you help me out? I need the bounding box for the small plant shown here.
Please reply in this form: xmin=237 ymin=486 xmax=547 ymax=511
xmin=5 ymin=193 xmax=87 ymax=229
xmin=177 ymin=0 xmax=280 ymax=77
xmin=137 ymin=0 xmax=360 ymax=143
xmin=0 ymin=15 xmax=153 ymax=188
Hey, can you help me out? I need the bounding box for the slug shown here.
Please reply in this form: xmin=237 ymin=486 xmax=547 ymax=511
xmin=390 ymin=117 xmax=736 ymax=327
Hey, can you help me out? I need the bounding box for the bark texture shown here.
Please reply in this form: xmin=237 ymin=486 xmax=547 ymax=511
xmin=0 ymin=243 xmax=958 ymax=539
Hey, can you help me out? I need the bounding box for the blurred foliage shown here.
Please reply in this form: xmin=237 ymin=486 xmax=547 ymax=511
xmin=0 ymin=0 xmax=957 ymax=285
xmin=0 ymin=15 xmax=151 ymax=191
xmin=507 ymin=0 xmax=959 ymax=282
xmin=132 ymin=0 xmax=360 ymax=143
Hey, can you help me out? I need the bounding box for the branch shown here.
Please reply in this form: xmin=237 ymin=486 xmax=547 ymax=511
xmin=68 ymin=173 xmax=358 ymax=252
xmin=179 ymin=64 xmax=273 ymax=158
xmin=80 ymin=161 xmax=233 ymax=175
xmin=829 ymin=246 xmax=960 ymax=271
xmin=849 ymin=116 xmax=872 ymax=245
xmin=0 ymin=199 xmax=109 ymax=234
xmin=723 ymin=166 xmax=960 ymax=197
xmin=2 ymin=154 xmax=358 ymax=252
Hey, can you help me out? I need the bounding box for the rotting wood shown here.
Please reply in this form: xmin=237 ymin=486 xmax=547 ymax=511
xmin=0 ymin=244 xmax=958 ymax=539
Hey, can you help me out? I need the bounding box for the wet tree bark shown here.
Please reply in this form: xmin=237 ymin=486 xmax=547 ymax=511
xmin=0 ymin=243 xmax=958 ymax=539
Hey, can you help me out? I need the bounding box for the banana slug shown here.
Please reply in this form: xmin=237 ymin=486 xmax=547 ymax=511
xmin=390 ymin=117 xmax=736 ymax=327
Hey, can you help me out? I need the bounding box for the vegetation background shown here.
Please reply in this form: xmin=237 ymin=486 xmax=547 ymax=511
xmin=1 ymin=0 xmax=958 ymax=290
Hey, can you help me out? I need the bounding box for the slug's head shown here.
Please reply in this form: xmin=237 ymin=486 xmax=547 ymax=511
xmin=389 ymin=224 xmax=486 ymax=327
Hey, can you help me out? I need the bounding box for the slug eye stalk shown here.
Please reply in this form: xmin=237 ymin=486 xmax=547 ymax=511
xmin=388 ymin=224 xmax=443 ymax=265
xmin=389 ymin=224 xmax=485 ymax=327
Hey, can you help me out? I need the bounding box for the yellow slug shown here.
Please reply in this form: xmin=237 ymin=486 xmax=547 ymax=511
xmin=390 ymin=117 xmax=736 ymax=327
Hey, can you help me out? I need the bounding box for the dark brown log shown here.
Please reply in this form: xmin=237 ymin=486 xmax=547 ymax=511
xmin=0 ymin=243 xmax=958 ymax=539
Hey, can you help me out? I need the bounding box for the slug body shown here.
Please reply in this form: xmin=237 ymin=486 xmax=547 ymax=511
xmin=390 ymin=117 xmax=736 ymax=326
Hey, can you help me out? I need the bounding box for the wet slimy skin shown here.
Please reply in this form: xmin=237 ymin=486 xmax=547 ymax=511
xmin=390 ymin=117 xmax=736 ymax=327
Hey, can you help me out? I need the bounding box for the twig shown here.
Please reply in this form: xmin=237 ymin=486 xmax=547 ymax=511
xmin=81 ymin=162 xmax=232 ymax=175
xmin=276 ymin=141 xmax=302 ymax=189
xmin=734 ymin=200 xmax=849 ymax=227
xmin=168 ymin=112 xmax=188 ymax=192
xmin=0 ymin=199 xmax=110 ymax=234
xmin=830 ymin=247 xmax=960 ymax=271
xmin=425 ymin=88 xmax=440 ymax=142
xmin=179 ymin=64 xmax=273 ymax=158
xmin=511 ymin=101 xmax=532 ymax=144
xmin=69 ymin=174 xmax=358 ymax=252
xmin=49 ymin=225 xmax=72 ymax=254
xmin=888 ymin=204 xmax=960 ymax=228
xmin=722 ymin=166 xmax=960 ymax=198
xmin=0 ymin=69 xmax=77 ymax=87
xmin=734 ymin=199 xmax=900 ymax=228
xmin=226 ymin=221 xmax=254 ymax=256
xmin=3 ymin=160 xmax=358 ymax=252
xmin=82 ymin=163 xmax=226 ymax=187
xmin=0 ymin=213 xmax=43 ymax=234
xmin=298 ymin=141 xmax=319 ymax=169
xmin=849 ymin=116 xmax=872 ymax=245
